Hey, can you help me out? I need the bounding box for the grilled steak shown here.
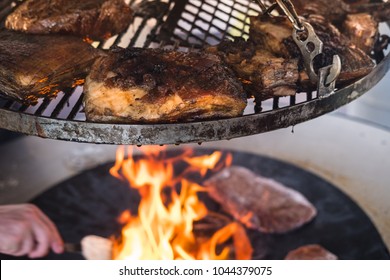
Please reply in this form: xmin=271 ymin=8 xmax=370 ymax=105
xmin=203 ymin=166 xmax=317 ymax=234
xmin=84 ymin=47 xmax=247 ymax=123
xmin=5 ymin=0 xmax=133 ymax=40
xmin=293 ymin=0 xmax=390 ymax=25
xmin=250 ymin=15 xmax=375 ymax=89
xmin=207 ymin=39 xmax=299 ymax=101
xmin=0 ymin=31 xmax=102 ymax=105
xmin=285 ymin=244 xmax=338 ymax=260
xmin=342 ymin=13 xmax=378 ymax=54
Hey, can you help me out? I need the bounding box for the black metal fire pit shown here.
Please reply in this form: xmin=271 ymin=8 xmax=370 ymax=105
xmin=1 ymin=148 xmax=388 ymax=260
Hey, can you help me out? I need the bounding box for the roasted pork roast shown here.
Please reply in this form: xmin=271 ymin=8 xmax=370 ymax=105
xmin=5 ymin=0 xmax=133 ymax=40
xmin=285 ymin=244 xmax=338 ymax=260
xmin=84 ymin=47 xmax=247 ymax=123
xmin=0 ymin=31 xmax=103 ymax=105
xmin=204 ymin=166 xmax=317 ymax=234
xmin=249 ymin=14 xmax=375 ymax=89
xmin=206 ymin=39 xmax=299 ymax=101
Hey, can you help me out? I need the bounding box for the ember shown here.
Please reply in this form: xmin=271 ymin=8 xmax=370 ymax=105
xmin=108 ymin=146 xmax=252 ymax=260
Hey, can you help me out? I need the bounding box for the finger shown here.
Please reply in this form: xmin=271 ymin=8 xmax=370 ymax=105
xmin=1 ymin=241 xmax=22 ymax=256
xmin=34 ymin=207 xmax=64 ymax=253
xmin=28 ymin=219 xmax=51 ymax=258
xmin=0 ymin=223 xmax=28 ymax=256
xmin=4 ymin=229 xmax=33 ymax=257
xmin=17 ymin=234 xmax=34 ymax=257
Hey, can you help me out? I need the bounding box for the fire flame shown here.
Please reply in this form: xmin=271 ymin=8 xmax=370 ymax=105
xmin=110 ymin=146 xmax=252 ymax=260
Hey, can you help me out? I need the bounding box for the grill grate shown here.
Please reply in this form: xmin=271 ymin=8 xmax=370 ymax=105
xmin=0 ymin=0 xmax=170 ymax=121
xmin=0 ymin=0 xmax=389 ymax=145
xmin=0 ymin=0 xmax=304 ymax=122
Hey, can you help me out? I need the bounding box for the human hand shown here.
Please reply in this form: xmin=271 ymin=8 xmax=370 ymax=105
xmin=0 ymin=204 xmax=64 ymax=258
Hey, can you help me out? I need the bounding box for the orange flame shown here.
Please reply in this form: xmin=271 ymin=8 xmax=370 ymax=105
xmin=110 ymin=146 xmax=252 ymax=260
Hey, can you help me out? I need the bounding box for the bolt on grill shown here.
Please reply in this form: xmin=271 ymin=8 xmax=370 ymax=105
xmin=0 ymin=0 xmax=389 ymax=145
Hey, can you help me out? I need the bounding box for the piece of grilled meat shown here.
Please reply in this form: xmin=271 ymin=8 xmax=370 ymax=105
xmin=0 ymin=31 xmax=102 ymax=105
xmin=250 ymin=14 xmax=375 ymax=89
xmin=84 ymin=47 xmax=247 ymax=124
xmin=285 ymin=244 xmax=338 ymax=260
xmin=293 ymin=0 xmax=390 ymax=26
xmin=203 ymin=166 xmax=317 ymax=234
xmin=342 ymin=13 xmax=379 ymax=55
xmin=5 ymin=0 xmax=133 ymax=40
xmin=207 ymin=39 xmax=299 ymax=101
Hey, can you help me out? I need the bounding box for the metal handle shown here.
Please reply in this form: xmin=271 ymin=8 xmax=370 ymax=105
xmin=253 ymin=0 xmax=342 ymax=95
xmin=275 ymin=0 xmax=304 ymax=31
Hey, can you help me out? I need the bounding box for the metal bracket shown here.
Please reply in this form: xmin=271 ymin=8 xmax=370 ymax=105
xmin=317 ymin=55 xmax=342 ymax=98
xmin=292 ymin=21 xmax=324 ymax=84
xmin=255 ymin=0 xmax=342 ymax=96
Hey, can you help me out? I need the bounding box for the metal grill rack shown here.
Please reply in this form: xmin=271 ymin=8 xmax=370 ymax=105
xmin=0 ymin=0 xmax=389 ymax=145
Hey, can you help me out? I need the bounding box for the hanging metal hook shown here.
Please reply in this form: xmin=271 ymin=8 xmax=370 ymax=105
xmin=252 ymin=0 xmax=342 ymax=96
xmin=275 ymin=0 xmax=304 ymax=31
xmin=253 ymin=0 xmax=268 ymax=14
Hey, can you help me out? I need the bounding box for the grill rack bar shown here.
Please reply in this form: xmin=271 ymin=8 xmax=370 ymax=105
xmin=0 ymin=0 xmax=389 ymax=145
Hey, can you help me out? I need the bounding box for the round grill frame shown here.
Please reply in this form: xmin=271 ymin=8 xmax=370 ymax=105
xmin=0 ymin=0 xmax=389 ymax=145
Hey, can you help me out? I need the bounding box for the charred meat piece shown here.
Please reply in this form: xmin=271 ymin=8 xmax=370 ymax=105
xmin=292 ymin=0 xmax=350 ymax=25
xmin=293 ymin=0 xmax=390 ymax=25
xmin=5 ymin=0 xmax=133 ymax=40
xmin=298 ymin=14 xmax=375 ymax=85
xmin=84 ymin=47 xmax=247 ymax=123
xmin=0 ymin=31 xmax=102 ymax=105
xmin=342 ymin=13 xmax=379 ymax=55
xmin=206 ymin=39 xmax=299 ymax=101
xmin=203 ymin=166 xmax=317 ymax=234
xmin=249 ymin=15 xmax=292 ymax=59
xmin=250 ymin=15 xmax=375 ymax=89
xmin=285 ymin=244 xmax=338 ymax=260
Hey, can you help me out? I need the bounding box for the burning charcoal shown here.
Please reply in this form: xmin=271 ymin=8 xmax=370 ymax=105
xmin=84 ymin=47 xmax=247 ymax=123
xmin=203 ymin=166 xmax=317 ymax=234
xmin=0 ymin=31 xmax=103 ymax=105
xmin=285 ymin=244 xmax=338 ymax=260
xmin=5 ymin=0 xmax=133 ymax=40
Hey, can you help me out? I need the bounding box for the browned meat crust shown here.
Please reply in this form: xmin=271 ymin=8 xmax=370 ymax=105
xmin=285 ymin=244 xmax=338 ymax=260
xmin=207 ymin=12 xmax=376 ymax=101
xmin=293 ymin=0 xmax=390 ymax=25
xmin=5 ymin=0 xmax=133 ymax=40
xmin=342 ymin=13 xmax=379 ymax=54
xmin=203 ymin=166 xmax=317 ymax=234
xmin=206 ymin=39 xmax=299 ymax=101
xmin=0 ymin=31 xmax=103 ymax=105
xmin=84 ymin=47 xmax=247 ymax=123
xmin=250 ymin=15 xmax=375 ymax=89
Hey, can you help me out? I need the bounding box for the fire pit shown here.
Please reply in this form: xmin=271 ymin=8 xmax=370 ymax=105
xmin=1 ymin=148 xmax=388 ymax=260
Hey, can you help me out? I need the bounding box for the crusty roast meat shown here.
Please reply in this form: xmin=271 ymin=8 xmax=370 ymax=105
xmin=206 ymin=38 xmax=299 ymax=101
xmin=5 ymin=0 xmax=133 ymax=40
xmin=83 ymin=47 xmax=247 ymax=123
xmin=293 ymin=0 xmax=390 ymax=26
xmin=207 ymin=11 xmax=377 ymax=101
xmin=203 ymin=166 xmax=317 ymax=234
xmin=285 ymin=244 xmax=338 ymax=260
xmin=0 ymin=31 xmax=103 ymax=105
xmin=249 ymin=14 xmax=375 ymax=89
xmin=342 ymin=13 xmax=379 ymax=55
